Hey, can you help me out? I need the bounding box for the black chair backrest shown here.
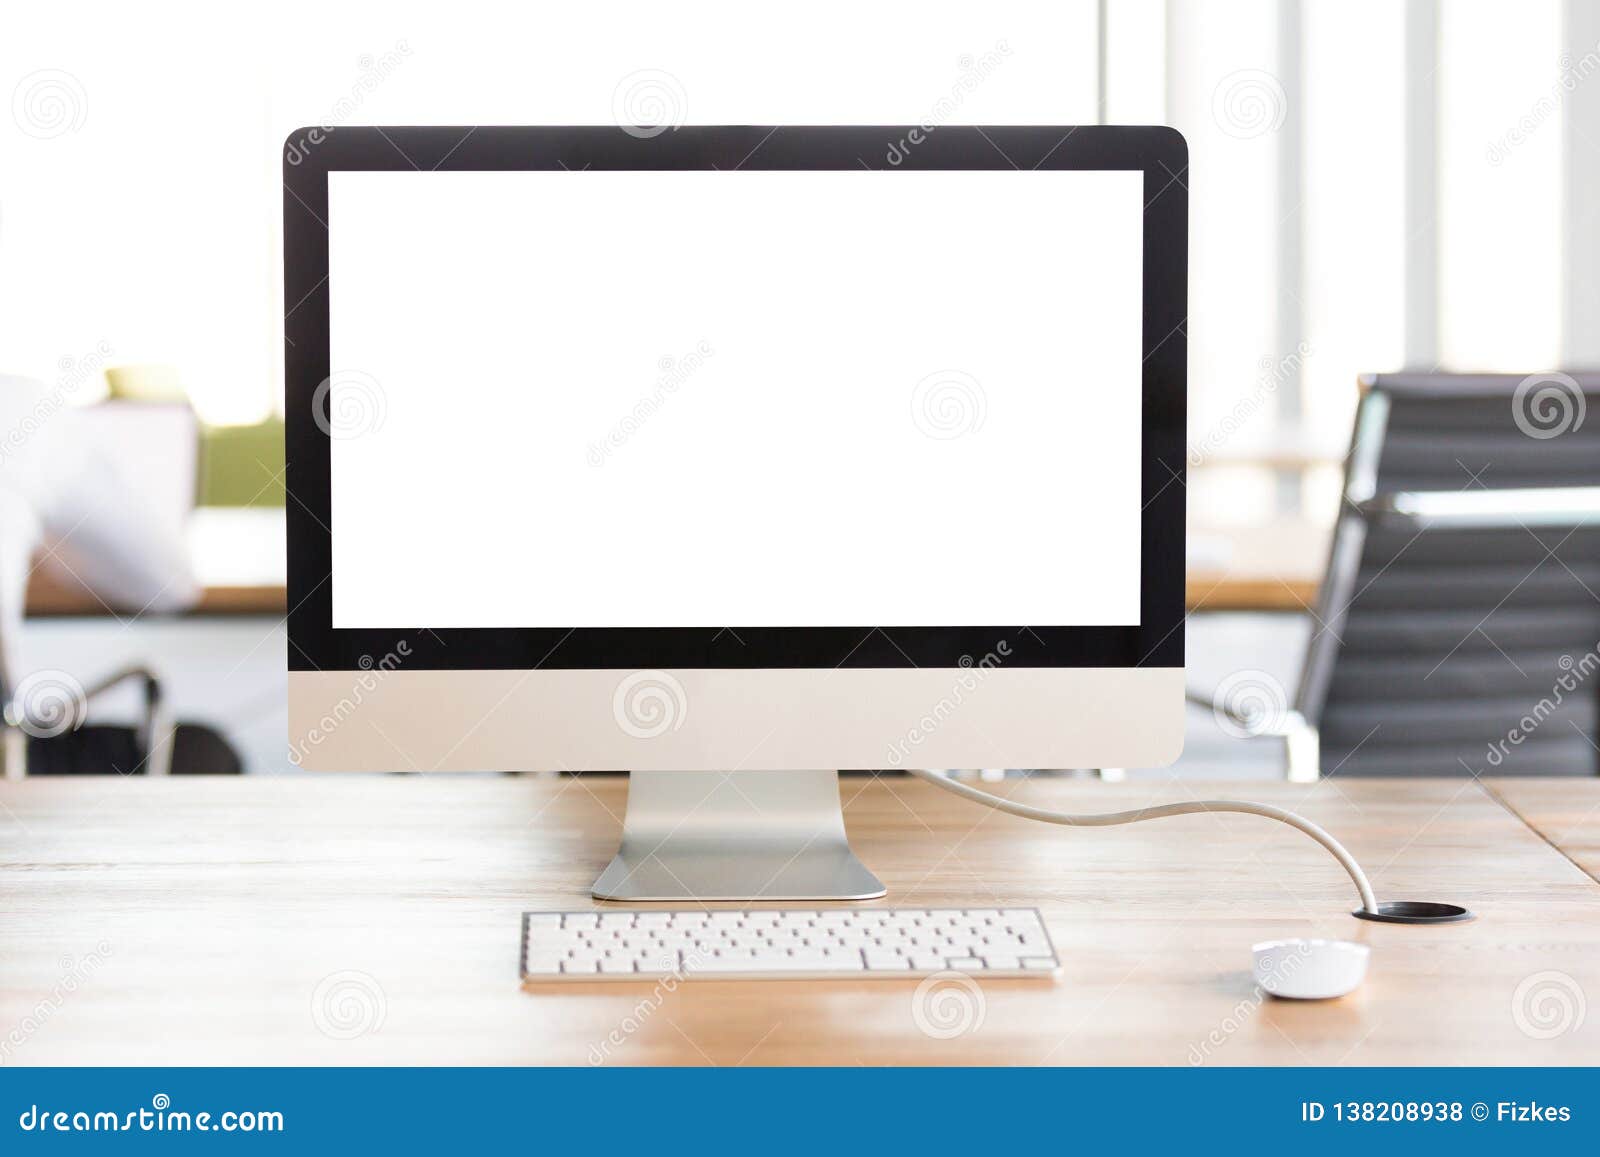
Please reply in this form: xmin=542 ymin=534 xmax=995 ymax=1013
xmin=26 ymin=723 xmax=244 ymax=775
xmin=1300 ymin=373 xmax=1600 ymax=777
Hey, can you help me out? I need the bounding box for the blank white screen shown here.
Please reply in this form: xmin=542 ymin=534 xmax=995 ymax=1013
xmin=327 ymin=169 xmax=1143 ymax=628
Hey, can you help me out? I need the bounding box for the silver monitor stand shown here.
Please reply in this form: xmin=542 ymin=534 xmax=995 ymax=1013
xmin=591 ymin=770 xmax=886 ymax=901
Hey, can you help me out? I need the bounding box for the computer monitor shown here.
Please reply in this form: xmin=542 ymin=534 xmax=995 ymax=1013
xmin=284 ymin=125 xmax=1187 ymax=902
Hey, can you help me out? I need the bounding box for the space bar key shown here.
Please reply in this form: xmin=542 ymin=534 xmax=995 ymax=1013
xmin=687 ymin=955 xmax=864 ymax=973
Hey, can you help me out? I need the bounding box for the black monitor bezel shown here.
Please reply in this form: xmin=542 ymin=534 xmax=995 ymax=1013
xmin=284 ymin=125 xmax=1186 ymax=672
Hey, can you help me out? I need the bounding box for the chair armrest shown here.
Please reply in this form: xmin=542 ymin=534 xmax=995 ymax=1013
xmin=81 ymin=664 xmax=160 ymax=703
xmin=82 ymin=666 xmax=172 ymax=776
xmin=4 ymin=665 xmax=174 ymax=777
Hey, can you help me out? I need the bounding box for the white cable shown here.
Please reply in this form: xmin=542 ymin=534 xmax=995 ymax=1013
xmin=906 ymin=768 xmax=1379 ymax=914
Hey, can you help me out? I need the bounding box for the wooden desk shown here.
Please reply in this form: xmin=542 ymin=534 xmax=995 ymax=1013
xmin=1488 ymin=778 xmax=1600 ymax=884
xmin=2 ymin=775 xmax=1596 ymax=1066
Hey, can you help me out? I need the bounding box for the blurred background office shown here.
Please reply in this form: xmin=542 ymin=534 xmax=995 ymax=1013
xmin=1 ymin=0 xmax=1596 ymax=778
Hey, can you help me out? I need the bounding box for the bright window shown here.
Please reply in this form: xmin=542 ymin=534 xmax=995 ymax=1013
xmin=0 ymin=0 xmax=1586 ymax=491
xmin=1 ymin=1 xmax=1096 ymax=424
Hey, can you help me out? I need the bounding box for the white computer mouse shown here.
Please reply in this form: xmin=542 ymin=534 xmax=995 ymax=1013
xmin=1252 ymin=938 xmax=1370 ymax=999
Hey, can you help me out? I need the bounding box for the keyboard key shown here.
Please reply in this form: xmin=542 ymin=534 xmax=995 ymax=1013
xmin=782 ymin=955 xmax=866 ymax=972
xmin=685 ymin=956 xmax=772 ymax=973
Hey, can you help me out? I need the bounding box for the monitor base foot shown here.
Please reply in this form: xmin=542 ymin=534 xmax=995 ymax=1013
xmin=591 ymin=769 xmax=886 ymax=902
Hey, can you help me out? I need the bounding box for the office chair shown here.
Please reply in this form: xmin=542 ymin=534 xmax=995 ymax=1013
xmin=4 ymin=664 xmax=167 ymax=775
xmin=0 ymin=376 xmax=241 ymax=777
xmin=1197 ymin=372 xmax=1600 ymax=780
xmin=2 ymin=667 xmax=245 ymax=777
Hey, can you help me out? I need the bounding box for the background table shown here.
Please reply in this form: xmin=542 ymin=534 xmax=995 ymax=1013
xmin=25 ymin=509 xmax=1329 ymax=616
xmin=1185 ymin=518 xmax=1326 ymax=612
xmin=24 ymin=508 xmax=288 ymax=616
xmin=2 ymin=774 xmax=1597 ymax=1066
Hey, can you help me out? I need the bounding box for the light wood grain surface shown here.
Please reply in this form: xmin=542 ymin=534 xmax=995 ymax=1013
xmin=2 ymin=775 xmax=1596 ymax=1066
xmin=1488 ymin=778 xmax=1600 ymax=884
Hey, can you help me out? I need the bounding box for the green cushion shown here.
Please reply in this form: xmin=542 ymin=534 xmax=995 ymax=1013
xmin=104 ymin=363 xmax=186 ymax=402
xmin=198 ymin=418 xmax=285 ymax=507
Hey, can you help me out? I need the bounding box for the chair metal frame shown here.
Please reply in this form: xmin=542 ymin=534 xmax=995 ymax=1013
xmin=2 ymin=664 xmax=174 ymax=779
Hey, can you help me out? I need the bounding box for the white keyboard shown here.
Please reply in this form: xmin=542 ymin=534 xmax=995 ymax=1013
xmin=521 ymin=907 xmax=1061 ymax=980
